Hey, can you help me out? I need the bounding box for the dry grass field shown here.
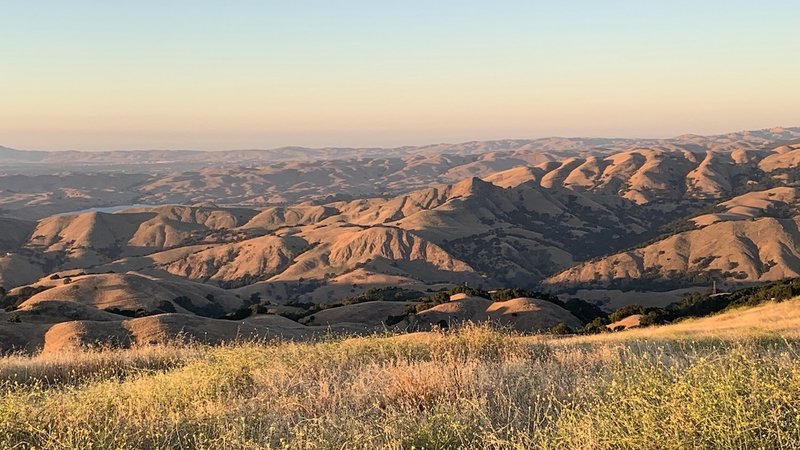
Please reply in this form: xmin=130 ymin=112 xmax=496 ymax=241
xmin=3 ymin=300 xmax=800 ymax=449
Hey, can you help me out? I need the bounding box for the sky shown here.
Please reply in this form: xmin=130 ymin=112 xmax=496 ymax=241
xmin=1 ymin=0 xmax=799 ymax=151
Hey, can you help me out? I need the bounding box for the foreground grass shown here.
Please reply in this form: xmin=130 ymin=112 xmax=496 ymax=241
xmin=1 ymin=326 xmax=800 ymax=449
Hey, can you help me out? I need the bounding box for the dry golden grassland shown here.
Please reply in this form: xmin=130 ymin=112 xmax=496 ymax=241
xmin=2 ymin=301 xmax=800 ymax=449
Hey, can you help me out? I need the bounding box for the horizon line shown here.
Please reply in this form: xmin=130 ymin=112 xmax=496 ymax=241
xmin=2 ymin=125 xmax=798 ymax=154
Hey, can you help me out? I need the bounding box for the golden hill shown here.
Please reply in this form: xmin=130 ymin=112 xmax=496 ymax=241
xmin=299 ymin=301 xmax=413 ymax=327
xmin=6 ymin=144 xmax=800 ymax=303
xmin=15 ymin=273 xmax=244 ymax=318
xmin=544 ymin=180 xmax=800 ymax=291
xmin=580 ymin=296 xmax=800 ymax=342
xmin=414 ymin=296 xmax=582 ymax=332
xmin=545 ymin=216 xmax=800 ymax=289
xmin=3 ymin=127 xmax=800 ymax=345
xmin=41 ymin=313 xmax=312 ymax=354
xmin=2 ymin=128 xmax=798 ymax=220
xmin=158 ymin=234 xmax=308 ymax=285
xmin=692 ymin=187 xmax=799 ymax=226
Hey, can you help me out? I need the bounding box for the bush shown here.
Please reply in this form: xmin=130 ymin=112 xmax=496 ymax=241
xmin=222 ymin=307 xmax=255 ymax=321
xmin=449 ymin=285 xmax=489 ymax=299
xmin=491 ymin=288 xmax=557 ymax=302
xmin=384 ymin=314 xmax=407 ymax=326
xmin=411 ymin=286 xmax=489 ymax=313
xmin=550 ymin=322 xmax=572 ymax=335
xmin=608 ymin=304 xmax=645 ymax=323
xmin=338 ymin=287 xmax=425 ymax=305
xmin=1 ymin=285 xmax=52 ymax=310
xmin=596 ymin=277 xmax=800 ymax=329
xmin=581 ymin=317 xmax=611 ymax=334
xmin=173 ymin=296 xmax=226 ymax=318
xmin=561 ymin=298 xmax=606 ymax=323
xmin=155 ymin=300 xmax=176 ymax=313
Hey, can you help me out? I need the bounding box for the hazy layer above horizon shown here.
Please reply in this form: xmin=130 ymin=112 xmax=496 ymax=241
xmin=2 ymin=0 xmax=799 ymax=151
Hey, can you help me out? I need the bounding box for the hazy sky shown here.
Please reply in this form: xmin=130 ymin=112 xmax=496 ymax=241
xmin=2 ymin=0 xmax=799 ymax=151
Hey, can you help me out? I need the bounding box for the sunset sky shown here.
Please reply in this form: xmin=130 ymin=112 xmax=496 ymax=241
xmin=2 ymin=0 xmax=799 ymax=151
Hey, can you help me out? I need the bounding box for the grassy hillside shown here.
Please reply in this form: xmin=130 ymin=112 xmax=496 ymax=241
xmin=2 ymin=301 xmax=800 ymax=448
xmin=582 ymin=296 xmax=800 ymax=343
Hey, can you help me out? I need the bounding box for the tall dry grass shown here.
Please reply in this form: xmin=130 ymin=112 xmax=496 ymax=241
xmin=0 ymin=325 xmax=799 ymax=449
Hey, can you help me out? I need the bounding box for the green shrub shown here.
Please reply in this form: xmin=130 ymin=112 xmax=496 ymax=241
xmin=550 ymin=322 xmax=573 ymax=335
xmin=608 ymin=304 xmax=645 ymax=323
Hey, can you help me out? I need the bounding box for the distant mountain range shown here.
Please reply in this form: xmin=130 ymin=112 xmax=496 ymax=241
xmin=3 ymin=126 xmax=800 ymax=351
xmin=3 ymin=126 xmax=799 ymax=169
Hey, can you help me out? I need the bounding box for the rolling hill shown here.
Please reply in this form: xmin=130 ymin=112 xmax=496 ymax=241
xmin=414 ymin=295 xmax=582 ymax=332
xmin=544 ymin=186 xmax=800 ymax=291
xmin=2 ymin=127 xmax=800 ymax=352
xmin=2 ymin=127 xmax=799 ymax=220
